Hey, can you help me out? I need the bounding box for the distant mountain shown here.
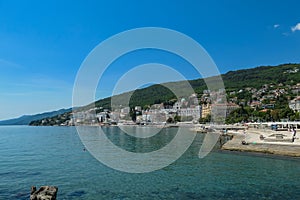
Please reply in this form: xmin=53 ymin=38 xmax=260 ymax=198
xmin=0 ymin=108 xmax=72 ymax=125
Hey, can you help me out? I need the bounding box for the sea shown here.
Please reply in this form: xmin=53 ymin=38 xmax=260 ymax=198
xmin=0 ymin=126 xmax=299 ymax=200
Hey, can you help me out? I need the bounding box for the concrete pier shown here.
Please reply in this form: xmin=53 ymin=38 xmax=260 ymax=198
xmin=222 ymin=128 xmax=300 ymax=157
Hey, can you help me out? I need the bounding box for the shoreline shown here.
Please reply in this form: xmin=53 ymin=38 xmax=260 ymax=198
xmin=222 ymin=141 xmax=300 ymax=157
xmin=218 ymin=148 xmax=300 ymax=160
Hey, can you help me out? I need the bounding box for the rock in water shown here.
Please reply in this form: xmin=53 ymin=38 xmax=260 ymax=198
xmin=30 ymin=186 xmax=58 ymax=200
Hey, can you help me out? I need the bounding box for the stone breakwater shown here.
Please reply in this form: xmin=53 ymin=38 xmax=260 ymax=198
xmin=221 ymin=130 xmax=300 ymax=157
xmin=30 ymin=186 xmax=58 ymax=200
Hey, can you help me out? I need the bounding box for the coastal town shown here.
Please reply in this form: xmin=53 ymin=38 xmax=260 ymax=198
xmin=31 ymin=72 xmax=300 ymax=128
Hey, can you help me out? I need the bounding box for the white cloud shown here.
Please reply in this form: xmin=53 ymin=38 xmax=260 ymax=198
xmin=291 ymin=23 xmax=300 ymax=32
xmin=274 ymin=24 xmax=280 ymax=28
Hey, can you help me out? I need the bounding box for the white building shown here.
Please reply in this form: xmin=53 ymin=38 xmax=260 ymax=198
xmin=142 ymin=109 xmax=167 ymax=123
xmin=135 ymin=106 xmax=142 ymax=112
xmin=121 ymin=107 xmax=130 ymax=114
xmin=173 ymin=101 xmax=182 ymax=110
xmin=289 ymin=97 xmax=300 ymax=112
xmin=177 ymin=105 xmax=201 ymax=121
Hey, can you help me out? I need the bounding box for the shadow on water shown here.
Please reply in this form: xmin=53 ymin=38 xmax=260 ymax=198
xmin=67 ymin=190 xmax=87 ymax=199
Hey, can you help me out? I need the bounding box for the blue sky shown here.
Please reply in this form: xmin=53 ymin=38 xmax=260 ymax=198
xmin=1 ymin=0 xmax=300 ymax=120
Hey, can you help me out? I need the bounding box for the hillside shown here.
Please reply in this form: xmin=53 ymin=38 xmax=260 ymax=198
xmin=92 ymin=63 xmax=300 ymax=109
xmin=223 ymin=63 xmax=300 ymax=90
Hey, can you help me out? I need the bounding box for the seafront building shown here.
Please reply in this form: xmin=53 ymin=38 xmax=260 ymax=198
xmin=201 ymin=103 xmax=211 ymax=118
xmin=289 ymin=97 xmax=300 ymax=112
xmin=211 ymin=102 xmax=239 ymax=117
xmin=177 ymin=106 xmax=201 ymax=120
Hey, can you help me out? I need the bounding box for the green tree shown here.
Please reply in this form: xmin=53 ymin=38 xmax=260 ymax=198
xmin=199 ymin=114 xmax=211 ymax=123
xmin=174 ymin=115 xmax=181 ymax=122
xmin=166 ymin=117 xmax=174 ymax=123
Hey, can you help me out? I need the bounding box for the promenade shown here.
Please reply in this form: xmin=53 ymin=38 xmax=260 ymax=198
xmin=222 ymin=128 xmax=300 ymax=157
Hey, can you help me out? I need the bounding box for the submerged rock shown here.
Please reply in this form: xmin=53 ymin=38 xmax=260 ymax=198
xmin=30 ymin=186 xmax=58 ymax=200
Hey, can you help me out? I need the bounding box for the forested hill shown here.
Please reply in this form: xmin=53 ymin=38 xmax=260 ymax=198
xmin=91 ymin=63 xmax=300 ymax=109
xmin=223 ymin=63 xmax=300 ymax=90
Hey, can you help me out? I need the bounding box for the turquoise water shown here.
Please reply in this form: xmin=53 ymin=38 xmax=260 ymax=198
xmin=0 ymin=126 xmax=299 ymax=199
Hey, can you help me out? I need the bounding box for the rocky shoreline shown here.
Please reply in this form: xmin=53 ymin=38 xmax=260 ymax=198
xmin=30 ymin=186 xmax=58 ymax=200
